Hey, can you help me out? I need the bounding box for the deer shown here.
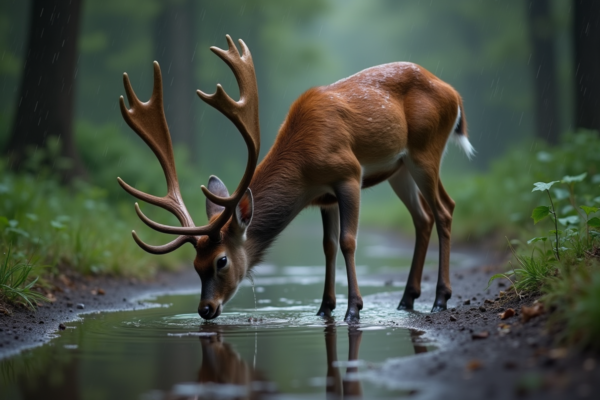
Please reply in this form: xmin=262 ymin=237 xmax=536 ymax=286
xmin=117 ymin=35 xmax=474 ymax=322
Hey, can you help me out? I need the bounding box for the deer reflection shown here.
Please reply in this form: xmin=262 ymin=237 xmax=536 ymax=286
xmin=188 ymin=324 xmax=428 ymax=400
xmin=325 ymin=325 xmax=363 ymax=399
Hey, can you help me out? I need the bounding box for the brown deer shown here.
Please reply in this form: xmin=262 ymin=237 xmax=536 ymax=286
xmin=118 ymin=36 xmax=474 ymax=321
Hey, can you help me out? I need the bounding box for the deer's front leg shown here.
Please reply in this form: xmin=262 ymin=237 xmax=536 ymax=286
xmin=335 ymin=180 xmax=363 ymax=322
xmin=317 ymin=206 xmax=340 ymax=317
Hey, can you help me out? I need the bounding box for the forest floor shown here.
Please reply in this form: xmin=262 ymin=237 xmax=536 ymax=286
xmin=1 ymin=246 xmax=599 ymax=399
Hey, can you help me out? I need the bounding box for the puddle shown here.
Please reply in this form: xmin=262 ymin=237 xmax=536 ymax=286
xmin=1 ymin=287 xmax=435 ymax=399
xmin=0 ymin=226 xmax=486 ymax=399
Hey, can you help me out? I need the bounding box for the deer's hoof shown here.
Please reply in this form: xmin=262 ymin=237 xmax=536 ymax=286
xmin=344 ymin=307 xmax=361 ymax=322
xmin=397 ymin=297 xmax=415 ymax=310
xmin=316 ymin=307 xmax=334 ymax=318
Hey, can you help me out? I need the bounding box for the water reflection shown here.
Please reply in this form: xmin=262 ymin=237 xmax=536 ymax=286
xmin=165 ymin=323 xmax=428 ymax=400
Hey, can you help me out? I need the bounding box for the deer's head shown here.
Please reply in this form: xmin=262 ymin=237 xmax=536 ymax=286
xmin=117 ymin=36 xmax=260 ymax=320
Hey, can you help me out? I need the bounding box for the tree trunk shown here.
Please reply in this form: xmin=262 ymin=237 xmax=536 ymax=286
xmin=526 ymin=0 xmax=560 ymax=144
xmin=154 ymin=0 xmax=196 ymax=152
xmin=574 ymin=0 xmax=600 ymax=133
xmin=6 ymin=0 xmax=85 ymax=182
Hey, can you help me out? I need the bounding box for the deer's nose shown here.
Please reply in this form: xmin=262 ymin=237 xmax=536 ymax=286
xmin=199 ymin=304 xmax=213 ymax=319
xmin=198 ymin=302 xmax=221 ymax=320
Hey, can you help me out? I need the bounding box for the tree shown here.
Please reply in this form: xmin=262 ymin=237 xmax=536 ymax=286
xmin=526 ymin=0 xmax=560 ymax=144
xmin=153 ymin=0 xmax=196 ymax=149
xmin=5 ymin=0 xmax=85 ymax=181
xmin=573 ymin=0 xmax=600 ymax=133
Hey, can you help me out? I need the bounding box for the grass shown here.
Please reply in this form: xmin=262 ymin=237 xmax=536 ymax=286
xmin=0 ymin=249 xmax=48 ymax=310
xmin=0 ymin=155 xmax=196 ymax=310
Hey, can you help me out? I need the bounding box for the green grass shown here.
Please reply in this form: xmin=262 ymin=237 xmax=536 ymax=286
xmin=0 ymin=156 xmax=196 ymax=309
xmin=0 ymin=248 xmax=48 ymax=310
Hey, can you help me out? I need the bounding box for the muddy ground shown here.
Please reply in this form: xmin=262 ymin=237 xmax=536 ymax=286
xmin=1 ymin=258 xmax=599 ymax=399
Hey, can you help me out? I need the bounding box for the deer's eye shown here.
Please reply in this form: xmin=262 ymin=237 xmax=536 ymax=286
xmin=216 ymin=256 xmax=228 ymax=269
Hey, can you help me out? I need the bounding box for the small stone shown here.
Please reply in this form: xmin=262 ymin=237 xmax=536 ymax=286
xmin=472 ymin=331 xmax=490 ymax=340
xmin=463 ymin=299 xmax=471 ymax=305
xmin=59 ymin=323 xmax=66 ymax=330
xmin=466 ymin=359 xmax=483 ymax=371
xmin=479 ymin=306 xmax=487 ymax=312
xmin=38 ymin=321 xmax=44 ymax=324
xmin=484 ymin=299 xmax=494 ymax=304
xmin=450 ymin=315 xmax=457 ymax=322
xmin=97 ymin=288 xmax=105 ymax=295
xmin=76 ymin=303 xmax=85 ymax=309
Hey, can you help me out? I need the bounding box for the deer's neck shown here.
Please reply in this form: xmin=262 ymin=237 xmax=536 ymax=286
xmin=245 ymin=157 xmax=306 ymax=267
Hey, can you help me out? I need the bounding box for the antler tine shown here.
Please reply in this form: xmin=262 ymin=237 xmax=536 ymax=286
xmin=197 ymin=35 xmax=261 ymax=209
xmin=131 ymin=231 xmax=192 ymax=255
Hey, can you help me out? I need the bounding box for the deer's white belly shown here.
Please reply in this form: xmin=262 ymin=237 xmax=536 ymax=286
xmin=360 ymin=151 xmax=405 ymax=179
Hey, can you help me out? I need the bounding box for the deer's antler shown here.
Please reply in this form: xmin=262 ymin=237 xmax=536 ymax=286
xmin=118 ymin=35 xmax=260 ymax=248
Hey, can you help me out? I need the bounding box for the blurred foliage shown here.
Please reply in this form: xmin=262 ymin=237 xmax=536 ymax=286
xmin=486 ymin=164 xmax=600 ymax=350
xmin=0 ymin=0 xmax=577 ymax=187
xmin=0 ymin=156 xmax=194 ymax=292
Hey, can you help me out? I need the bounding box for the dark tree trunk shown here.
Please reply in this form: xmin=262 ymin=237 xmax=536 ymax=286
xmin=526 ymin=0 xmax=560 ymax=144
xmin=574 ymin=0 xmax=600 ymax=133
xmin=154 ymin=0 xmax=196 ymax=151
xmin=6 ymin=0 xmax=85 ymax=182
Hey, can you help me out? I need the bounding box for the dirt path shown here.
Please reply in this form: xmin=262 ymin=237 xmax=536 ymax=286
xmin=1 ymin=246 xmax=599 ymax=399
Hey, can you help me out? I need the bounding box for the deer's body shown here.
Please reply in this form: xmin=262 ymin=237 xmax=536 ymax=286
xmin=246 ymin=61 xmax=461 ymax=263
xmin=118 ymin=37 xmax=473 ymax=321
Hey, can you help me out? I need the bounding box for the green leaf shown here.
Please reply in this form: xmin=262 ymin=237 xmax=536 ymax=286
xmin=536 ymin=151 xmax=553 ymax=162
xmin=527 ymin=237 xmax=547 ymax=244
xmin=588 ymin=217 xmax=600 ymax=228
xmin=0 ymin=216 xmax=9 ymax=228
xmin=549 ymin=230 xmax=563 ymax=235
xmin=562 ymin=173 xmax=587 ymax=183
xmin=25 ymin=213 xmax=39 ymax=222
xmin=531 ymin=206 xmax=550 ymax=224
xmin=532 ymin=181 xmax=559 ymax=192
xmin=552 ymin=188 xmax=570 ymax=201
xmin=558 ymin=215 xmax=580 ymax=226
xmin=580 ymin=205 xmax=599 ymax=216
xmin=50 ymin=220 xmax=66 ymax=231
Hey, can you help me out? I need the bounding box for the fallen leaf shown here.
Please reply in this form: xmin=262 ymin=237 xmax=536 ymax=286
xmin=548 ymin=348 xmax=568 ymax=360
xmin=521 ymin=304 xmax=544 ymax=323
xmin=466 ymin=359 xmax=483 ymax=371
xmin=472 ymin=331 xmax=490 ymax=340
xmin=499 ymin=308 xmax=515 ymax=320
xmin=58 ymin=274 xmax=74 ymax=288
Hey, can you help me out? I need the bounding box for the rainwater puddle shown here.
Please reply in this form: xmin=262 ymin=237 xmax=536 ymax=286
xmin=0 ymin=226 xmax=485 ymax=399
xmin=1 ymin=286 xmax=435 ymax=400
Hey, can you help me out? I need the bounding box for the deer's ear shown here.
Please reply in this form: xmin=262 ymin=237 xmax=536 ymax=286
xmin=231 ymin=189 xmax=253 ymax=234
xmin=205 ymin=175 xmax=229 ymax=220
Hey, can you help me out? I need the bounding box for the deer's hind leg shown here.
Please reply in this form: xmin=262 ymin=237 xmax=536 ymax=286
xmin=317 ymin=205 xmax=340 ymax=317
xmin=403 ymin=151 xmax=454 ymax=312
xmin=388 ymin=163 xmax=434 ymax=310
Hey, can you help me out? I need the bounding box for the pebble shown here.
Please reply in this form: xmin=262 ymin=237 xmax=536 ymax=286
xmin=59 ymin=323 xmax=66 ymax=330
xmin=463 ymin=299 xmax=471 ymax=305
xmin=479 ymin=306 xmax=487 ymax=312
xmin=76 ymin=304 xmax=85 ymax=309
xmin=450 ymin=315 xmax=457 ymax=322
